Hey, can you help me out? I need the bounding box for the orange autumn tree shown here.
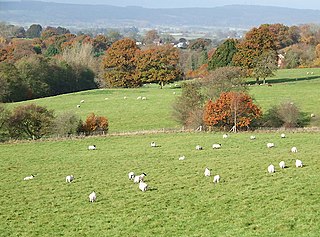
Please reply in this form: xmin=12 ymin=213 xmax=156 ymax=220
xmin=203 ymin=92 xmax=262 ymax=132
xmin=82 ymin=113 xmax=108 ymax=135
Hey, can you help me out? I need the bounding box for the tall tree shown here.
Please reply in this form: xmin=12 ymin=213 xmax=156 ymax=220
xmin=102 ymin=38 xmax=140 ymax=88
xmin=253 ymin=50 xmax=278 ymax=84
xmin=232 ymin=24 xmax=277 ymax=76
xmin=135 ymin=45 xmax=182 ymax=88
xmin=208 ymin=39 xmax=238 ymax=70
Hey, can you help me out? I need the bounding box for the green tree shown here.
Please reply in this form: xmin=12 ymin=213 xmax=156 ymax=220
xmin=8 ymin=104 xmax=55 ymax=139
xmin=253 ymin=50 xmax=278 ymax=84
xmin=0 ymin=62 xmax=28 ymax=102
xmin=208 ymin=39 xmax=238 ymax=70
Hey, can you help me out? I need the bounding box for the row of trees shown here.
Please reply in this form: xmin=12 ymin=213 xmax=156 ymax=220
xmin=0 ymin=103 xmax=108 ymax=141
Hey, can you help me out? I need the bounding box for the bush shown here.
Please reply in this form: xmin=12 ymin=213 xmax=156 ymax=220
xmin=0 ymin=104 xmax=10 ymax=141
xmin=81 ymin=113 xmax=109 ymax=135
xmin=262 ymin=101 xmax=310 ymax=128
xmin=53 ymin=111 xmax=82 ymax=137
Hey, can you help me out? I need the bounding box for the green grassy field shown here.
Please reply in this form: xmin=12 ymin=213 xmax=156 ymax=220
xmin=6 ymin=68 xmax=320 ymax=132
xmin=1 ymin=132 xmax=319 ymax=236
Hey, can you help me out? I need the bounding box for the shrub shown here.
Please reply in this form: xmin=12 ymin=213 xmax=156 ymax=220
xmin=0 ymin=104 xmax=10 ymax=141
xmin=81 ymin=113 xmax=108 ymax=135
xmin=262 ymin=101 xmax=310 ymax=128
xmin=203 ymin=92 xmax=262 ymax=132
xmin=53 ymin=111 xmax=82 ymax=137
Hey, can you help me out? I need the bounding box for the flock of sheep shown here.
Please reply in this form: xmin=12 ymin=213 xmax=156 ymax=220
xmin=23 ymin=132 xmax=305 ymax=202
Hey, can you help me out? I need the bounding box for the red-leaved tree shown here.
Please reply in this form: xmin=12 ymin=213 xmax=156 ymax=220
xmin=203 ymin=92 xmax=262 ymax=132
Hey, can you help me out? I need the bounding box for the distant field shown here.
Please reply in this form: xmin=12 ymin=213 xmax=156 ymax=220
xmin=5 ymin=68 xmax=320 ymax=131
xmin=1 ymin=132 xmax=319 ymax=236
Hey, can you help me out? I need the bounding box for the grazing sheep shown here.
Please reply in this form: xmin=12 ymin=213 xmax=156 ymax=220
xmin=80 ymin=100 xmax=85 ymax=103
xmin=142 ymin=96 xmax=147 ymax=100
xmin=137 ymin=96 xmax=142 ymax=100
xmin=250 ymin=135 xmax=256 ymax=140
xmin=267 ymin=143 xmax=275 ymax=148
xmin=222 ymin=134 xmax=228 ymax=139
xmin=23 ymin=175 xmax=34 ymax=181
xmin=311 ymin=113 xmax=315 ymax=118
xmin=196 ymin=145 xmax=203 ymax=150
xmin=173 ymin=92 xmax=176 ymax=95
xmin=280 ymin=133 xmax=286 ymax=138
xmin=268 ymin=164 xmax=275 ymax=173
xmin=204 ymin=168 xmax=211 ymax=177
xmin=179 ymin=155 xmax=185 ymax=161
xmin=212 ymin=144 xmax=222 ymax=149
xmin=134 ymin=173 xmax=147 ymax=183
xmin=139 ymin=181 xmax=148 ymax=192
xmin=124 ymin=96 xmax=127 ymax=99
xmin=66 ymin=175 xmax=74 ymax=183
xmin=295 ymin=159 xmax=303 ymax=168
xmin=89 ymin=191 xmax=96 ymax=202
xmin=88 ymin=145 xmax=96 ymax=150
xmin=76 ymin=105 xmax=80 ymax=108
xmin=291 ymin=147 xmax=298 ymax=153
xmin=105 ymin=97 xmax=109 ymax=100
xmin=213 ymin=175 xmax=220 ymax=183
xmin=128 ymin=172 xmax=135 ymax=180
xmin=150 ymin=142 xmax=157 ymax=147
xmin=279 ymin=161 xmax=285 ymax=169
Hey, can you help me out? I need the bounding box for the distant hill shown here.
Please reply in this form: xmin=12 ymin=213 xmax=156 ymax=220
xmin=1 ymin=1 xmax=320 ymax=28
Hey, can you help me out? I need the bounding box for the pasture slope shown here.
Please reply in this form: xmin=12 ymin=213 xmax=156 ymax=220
xmin=1 ymin=68 xmax=320 ymax=236
xmin=7 ymin=68 xmax=320 ymax=132
xmin=0 ymin=132 xmax=320 ymax=236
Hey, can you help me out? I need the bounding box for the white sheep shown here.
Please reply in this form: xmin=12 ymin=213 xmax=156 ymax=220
xmin=128 ymin=172 xmax=135 ymax=180
xmin=212 ymin=144 xmax=221 ymax=149
xmin=311 ymin=113 xmax=315 ymax=118
xmin=179 ymin=155 xmax=185 ymax=161
xmin=80 ymin=100 xmax=85 ymax=103
xmin=76 ymin=104 xmax=80 ymax=108
xmin=268 ymin=164 xmax=275 ymax=173
xmin=295 ymin=159 xmax=303 ymax=168
xmin=88 ymin=145 xmax=96 ymax=150
xmin=150 ymin=142 xmax=157 ymax=147
xmin=250 ymin=135 xmax=256 ymax=140
xmin=139 ymin=181 xmax=148 ymax=192
xmin=123 ymin=96 xmax=127 ymax=99
xmin=291 ymin=147 xmax=298 ymax=153
xmin=280 ymin=133 xmax=286 ymax=138
xmin=142 ymin=96 xmax=147 ymax=100
xmin=267 ymin=143 xmax=275 ymax=148
xmin=204 ymin=168 xmax=211 ymax=177
xmin=213 ymin=175 xmax=220 ymax=183
xmin=196 ymin=145 xmax=203 ymax=150
xmin=66 ymin=175 xmax=74 ymax=183
xmin=134 ymin=173 xmax=147 ymax=183
xmin=137 ymin=96 xmax=142 ymax=100
xmin=89 ymin=191 xmax=96 ymax=202
xmin=23 ymin=175 xmax=34 ymax=181
xmin=279 ymin=161 xmax=285 ymax=169
xmin=222 ymin=134 xmax=228 ymax=139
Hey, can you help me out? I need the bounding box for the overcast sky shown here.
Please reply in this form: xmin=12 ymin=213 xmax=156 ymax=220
xmin=2 ymin=0 xmax=320 ymax=10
